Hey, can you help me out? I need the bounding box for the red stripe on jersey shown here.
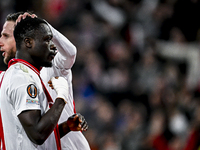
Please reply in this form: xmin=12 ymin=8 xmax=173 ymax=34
xmin=0 ymin=72 xmax=6 ymax=150
xmin=73 ymin=100 xmax=76 ymax=113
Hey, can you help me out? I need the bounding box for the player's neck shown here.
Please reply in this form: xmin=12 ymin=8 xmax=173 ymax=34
xmin=15 ymin=51 xmax=40 ymax=70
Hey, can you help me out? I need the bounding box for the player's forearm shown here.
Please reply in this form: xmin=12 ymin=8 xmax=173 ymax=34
xmin=58 ymin=121 xmax=71 ymax=138
xmin=21 ymin=98 xmax=66 ymax=145
xmin=37 ymin=98 xmax=66 ymax=134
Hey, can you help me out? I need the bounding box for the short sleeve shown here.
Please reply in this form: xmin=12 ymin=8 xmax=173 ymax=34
xmin=9 ymin=72 xmax=41 ymax=116
xmin=12 ymin=83 xmax=41 ymax=116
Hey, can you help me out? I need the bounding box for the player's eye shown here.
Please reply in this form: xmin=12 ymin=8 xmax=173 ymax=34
xmin=2 ymin=34 xmax=9 ymax=38
xmin=45 ymin=36 xmax=52 ymax=42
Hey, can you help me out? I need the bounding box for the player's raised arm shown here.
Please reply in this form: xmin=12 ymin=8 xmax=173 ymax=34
xmin=47 ymin=23 xmax=77 ymax=69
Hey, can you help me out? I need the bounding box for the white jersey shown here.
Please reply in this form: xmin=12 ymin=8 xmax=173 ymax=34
xmin=0 ymin=62 xmax=57 ymax=150
xmin=40 ymin=24 xmax=90 ymax=150
xmin=0 ymin=23 xmax=90 ymax=150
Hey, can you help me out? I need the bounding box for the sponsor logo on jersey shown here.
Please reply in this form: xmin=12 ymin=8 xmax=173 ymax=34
xmin=27 ymin=84 xmax=37 ymax=98
xmin=26 ymin=99 xmax=39 ymax=105
xmin=20 ymin=64 xmax=28 ymax=73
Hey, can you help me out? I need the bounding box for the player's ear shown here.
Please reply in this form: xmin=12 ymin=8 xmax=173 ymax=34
xmin=24 ymin=37 xmax=33 ymax=48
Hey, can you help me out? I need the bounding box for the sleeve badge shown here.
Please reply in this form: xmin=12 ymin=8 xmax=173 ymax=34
xmin=27 ymin=84 xmax=37 ymax=98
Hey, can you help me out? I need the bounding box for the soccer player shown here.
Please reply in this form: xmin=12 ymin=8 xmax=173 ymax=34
xmin=0 ymin=12 xmax=91 ymax=150
xmin=0 ymin=16 xmax=88 ymax=150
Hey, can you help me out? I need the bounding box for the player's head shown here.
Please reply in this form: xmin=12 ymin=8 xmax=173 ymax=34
xmin=0 ymin=12 xmax=25 ymax=64
xmin=14 ymin=16 xmax=56 ymax=68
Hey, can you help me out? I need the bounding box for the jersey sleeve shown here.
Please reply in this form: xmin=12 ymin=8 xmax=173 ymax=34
xmin=48 ymin=23 xmax=77 ymax=69
xmin=9 ymin=72 xmax=41 ymax=116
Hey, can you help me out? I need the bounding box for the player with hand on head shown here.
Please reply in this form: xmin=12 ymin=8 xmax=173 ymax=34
xmin=0 ymin=16 xmax=88 ymax=150
xmin=0 ymin=12 xmax=90 ymax=150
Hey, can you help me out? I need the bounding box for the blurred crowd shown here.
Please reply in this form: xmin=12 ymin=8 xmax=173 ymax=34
xmin=1 ymin=0 xmax=200 ymax=149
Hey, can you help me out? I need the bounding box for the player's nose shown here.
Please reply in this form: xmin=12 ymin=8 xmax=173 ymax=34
xmin=0 ymin=39 xmax=3 ymax=51
xmin=50 ymin=43 xmax=57 ymax=52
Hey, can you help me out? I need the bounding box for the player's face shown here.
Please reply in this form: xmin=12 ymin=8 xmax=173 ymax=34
xmin=33 ymin=23 xmax=56 ymax=67
xmin=0 ymin=21 xmax=16 ymax=65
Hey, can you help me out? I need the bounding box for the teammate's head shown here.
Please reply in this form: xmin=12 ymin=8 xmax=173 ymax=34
xmin=0 ymin=12 xmax=25 ymax=64
xmin=14 ymin=16 xmax=56 ymax=68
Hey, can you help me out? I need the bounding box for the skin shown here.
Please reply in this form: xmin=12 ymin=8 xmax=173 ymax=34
xmin=15 ymin=23 xmax=56 ymax=69
xmin=1 ymin=16 xmax=88 ymax=145
xmin=0 ymin=21 xmax=16 ymax=64
xmin=0 ymin=13 xmax=37 ymax=64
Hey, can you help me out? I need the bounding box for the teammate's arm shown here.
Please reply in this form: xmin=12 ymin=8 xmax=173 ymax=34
xmin=48 ymin=23 xmax=77 ymax=69
xmin=59 ymin=113 xmax=89 ymax=138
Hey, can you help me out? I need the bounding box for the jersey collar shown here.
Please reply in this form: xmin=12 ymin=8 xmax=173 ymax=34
xmin=8 ymin=58 xmax=41 ymax=75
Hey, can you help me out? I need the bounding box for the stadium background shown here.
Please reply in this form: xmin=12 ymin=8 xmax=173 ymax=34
xmin=1 ymin=0 xmax=200 ymax=149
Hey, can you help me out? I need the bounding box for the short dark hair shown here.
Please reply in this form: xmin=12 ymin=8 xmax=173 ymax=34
xmin=14 ymin=16 xmax=47 ymax=49
xmin=6 ymin=11 xmax=33 ymax=22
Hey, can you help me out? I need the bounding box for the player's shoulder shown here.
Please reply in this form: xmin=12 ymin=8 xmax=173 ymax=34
xmin=0 ymin=71 xmax=5 ymax=81
xmin=4 ymin=63 xmax=38 ymax=87
xmin=0 ymin=71 xmax=5 ymax=75
xmin=14 ymin=63 xmax=29 ymax=73
xmin=7 ymin=63 xmax=36 ymax=80
xmin=10 ymin=63 xmax=35 ymax=74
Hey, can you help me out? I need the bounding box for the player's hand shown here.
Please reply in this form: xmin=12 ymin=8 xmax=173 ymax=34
xmin=67 ymin=113 xmax=88 ymax=132
xmin=48 ymin=77 xmax=69 ymax=103
xmin=16 ymin=12 xmax=37 ymax=24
